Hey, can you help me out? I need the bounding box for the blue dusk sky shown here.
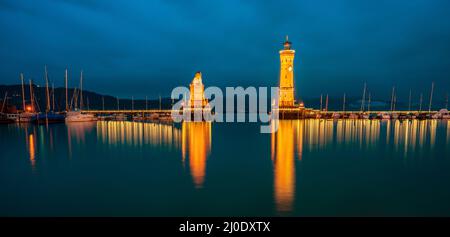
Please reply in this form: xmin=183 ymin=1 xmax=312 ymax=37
xmin=0 ymin=0 xmax=449 ymax=100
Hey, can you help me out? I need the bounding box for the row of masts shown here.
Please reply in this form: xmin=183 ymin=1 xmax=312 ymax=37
xmin=11 ymin=69 xmax=445 ymax=113
xmin=17 ymin=66 xmax=164 ymax=113
xmin=317 ymin=82 xmax=443 ymax=112
xmin=19 ymin=73 xmax=39 ymax=113
xmin=18 ymin=67 xmax=85 ymax=113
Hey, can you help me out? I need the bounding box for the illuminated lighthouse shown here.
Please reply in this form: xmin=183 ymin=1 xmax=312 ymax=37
xmin=278 ymin=36 xmax=296 ymax=108
xmin=188 ymin=71 xmax=208 ymax=108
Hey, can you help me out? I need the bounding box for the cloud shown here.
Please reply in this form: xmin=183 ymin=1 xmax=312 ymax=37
xmin=0 ymin=0 xmax=449 ymax=99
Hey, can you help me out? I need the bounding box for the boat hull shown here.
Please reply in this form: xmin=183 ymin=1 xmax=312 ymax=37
xmin=66 ymin=117 xmax=98 ymax=122
xmin=15 ymin=113 xmax=37 ymax=123
xmin=65 ymin=111 xmax=97 ymax=122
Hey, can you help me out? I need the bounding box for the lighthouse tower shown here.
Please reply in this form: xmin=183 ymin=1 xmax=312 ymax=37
xmin=278 ymin=36 xmax=296 ymax=108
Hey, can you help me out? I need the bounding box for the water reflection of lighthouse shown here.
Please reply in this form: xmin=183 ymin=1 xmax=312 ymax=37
xmin=271 ymin=120 xmax=303 ymax=214
xmin=182 ymin=122 xmax=212 ymax=188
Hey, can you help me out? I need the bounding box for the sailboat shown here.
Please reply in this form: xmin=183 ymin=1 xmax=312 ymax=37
xmin=34 ymin=66 xmax=65 ymax=124
xmin=360 ymin=83 xmax=369 ymax=119
xmin=65 ymin=70 xmax=97 ymax=122
xmin=436 ymin=109 xmax=450 ymax=119
xmin=66 ymin=110 xmax=96 ymax=122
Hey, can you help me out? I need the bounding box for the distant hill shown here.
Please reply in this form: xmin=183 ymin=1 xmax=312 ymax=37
xmin=0 ymin=84 xmax=173 ymax=112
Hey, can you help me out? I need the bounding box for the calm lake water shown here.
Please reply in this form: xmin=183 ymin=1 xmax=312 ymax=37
xmin=1 ymin=119 xmax=450 ymax=217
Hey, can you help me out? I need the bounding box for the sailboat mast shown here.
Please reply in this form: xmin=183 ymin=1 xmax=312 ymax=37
xmin=419 ymin=93 xmax=423 ymax=112
xmin=52 ymin=83 xmax=55 ymax=112
xmin=390 ymin=86 xmax=395 ymax=111
xmin=408 ymin=89 xmax=412 ymax=112
xmin=71 ymin=87 xmax=78 ymax=110
xmin=446 ymin=93 xmax=449 ymax=110
xmin=80 ymin=70 xmax=83 ymax=111
xmin=20 ymin=73 xmax=26 ymax=111
xmin=360 ymin=82 xmax=366 ymax=112
xmin=325 ymin=94 xmax=329 ymax=111
xmin=342 ymin=93 xmax=346 ymax=112
xmin=320 ymin=94 xmax=323 ymax=111
xmin=45 ymin=66 xmax=50 ymax=112
xmin=428 ymin=82 xmax=434 ymax=112
xmin=368 ymin=93 xmax=371 ymax=112
xmin=29 ymin=79 xmax=34 ymax=112
xmin=1 ymin=92 xmax=7 ymax=113
xmin=393 ymin=93 xmax=397 ymax=111
xmin=65 ymin=69 xmax=68 ymax=111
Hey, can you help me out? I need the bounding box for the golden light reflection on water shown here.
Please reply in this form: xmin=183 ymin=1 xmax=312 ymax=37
xmin=270 ymin=119 xmax=444 ymax=214
xmin=13 ymin=119 xmax=447 ymax=194
xmin=391 ymin=119 xmax=441 ymax=155
xmin=447 ymin=120 xmax=450 ymax=145
xmin=430 ymin=120 xmax=437 ymax=149
xmin=28 ymin=133 xmax=36 ymax=168
xmin=294 ymin=119 xmax=440 ymax=154
xmin=271 ymin=120 xmax=303 ymax=214
xmin=182 ymin=122 xmax=212 ymax=189
xmin=301 ymin=119 xmax=383 ymax=150
xmin=96 ymin=121 xmax=181 ymax=149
